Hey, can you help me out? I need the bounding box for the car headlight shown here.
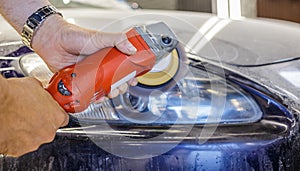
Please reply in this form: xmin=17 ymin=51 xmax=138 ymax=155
xmin=17 ymin=49 xmax=263 ymax=126
xmin=109 ymin=66 xmax=262 ymax=125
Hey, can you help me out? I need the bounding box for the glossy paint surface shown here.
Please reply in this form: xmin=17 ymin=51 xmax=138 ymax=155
xmin=1 ymin=3 xmax=300 ymax=170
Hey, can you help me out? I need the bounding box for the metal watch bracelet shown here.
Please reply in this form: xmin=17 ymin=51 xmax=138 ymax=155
xmin=21 ymin=5 xmax=62 ymax=49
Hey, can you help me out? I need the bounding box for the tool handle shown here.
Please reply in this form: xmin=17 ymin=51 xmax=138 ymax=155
xmin=46 ymin=28 xmax=156 ymax=113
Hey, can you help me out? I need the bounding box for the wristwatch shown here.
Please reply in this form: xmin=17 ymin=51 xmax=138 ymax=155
xmin=21 ymin=5 xmax=62 ymax=49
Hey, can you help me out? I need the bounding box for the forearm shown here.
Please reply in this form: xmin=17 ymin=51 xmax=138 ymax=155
xmin=0 ymin=0 xmax=50 ymax=34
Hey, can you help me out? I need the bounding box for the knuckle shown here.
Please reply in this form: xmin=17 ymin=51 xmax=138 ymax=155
xmin=118 ymin=84 xmax=128 ymax=94
xmin=108 ymin=89 xmax=119 ymax=98
xmin=26 ymin=144 xmax=40 ymax=154
xmin=56 ymin=112 xmax=69 ymax=127
xmin=35 ymin=126 xmax=57 ymax=143
xmin=41 ymin=131 xmax=56 ymax=143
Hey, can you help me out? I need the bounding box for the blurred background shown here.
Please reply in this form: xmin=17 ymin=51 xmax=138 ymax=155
xmin=127 ymin=0 xmax=300 ymax=23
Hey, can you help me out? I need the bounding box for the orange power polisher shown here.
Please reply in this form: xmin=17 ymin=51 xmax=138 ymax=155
xmin=46 ymin=22 xmax=178 ymax=113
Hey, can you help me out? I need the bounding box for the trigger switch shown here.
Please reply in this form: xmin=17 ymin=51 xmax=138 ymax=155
xmin=58 ymin=80 xmax=71 ymax=96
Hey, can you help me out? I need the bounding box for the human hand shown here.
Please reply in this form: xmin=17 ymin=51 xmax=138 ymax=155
xmin=0 ymin=77 xmax=68 ymax=157
xmin=32 ymin=15 xmax=138 ymax=99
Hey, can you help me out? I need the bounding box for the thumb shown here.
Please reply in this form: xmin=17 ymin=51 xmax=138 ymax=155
xmin=93 ymin=32 xmax=137 ymax=55
xmin=114 ymin=33 xmax=137 ymax=55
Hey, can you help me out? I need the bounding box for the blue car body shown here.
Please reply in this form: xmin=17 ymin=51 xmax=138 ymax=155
xmin=1 ymin=3 xmax=300 ymax=170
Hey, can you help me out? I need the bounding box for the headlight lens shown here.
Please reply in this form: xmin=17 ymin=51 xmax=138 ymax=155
xmin=111 ymin=67 xmax=263 ymax=125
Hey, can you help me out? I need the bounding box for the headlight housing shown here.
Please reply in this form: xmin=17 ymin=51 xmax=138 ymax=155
xmin=17 ymin=48 xmax=263 ymax=126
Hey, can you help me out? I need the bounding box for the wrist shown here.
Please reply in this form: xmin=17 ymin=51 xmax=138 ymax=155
xmin=31 ymin=14 xmax=65 ymax=51
xmin=22 ymin=5 xmax=63 ymax=49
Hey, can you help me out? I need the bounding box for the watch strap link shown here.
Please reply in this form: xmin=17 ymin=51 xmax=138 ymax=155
xmin=21 ymin=5 xmax=62 ymax=49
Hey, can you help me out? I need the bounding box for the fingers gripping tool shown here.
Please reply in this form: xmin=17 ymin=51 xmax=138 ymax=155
xmin=46 ymin=22 xmax=178 ymax=113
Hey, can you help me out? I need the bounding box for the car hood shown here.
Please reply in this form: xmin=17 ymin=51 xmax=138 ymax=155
xmin=1 ymin=8 xmax=300 ymax=65
xmin=59 ymin=9 xmax=300 ymax=67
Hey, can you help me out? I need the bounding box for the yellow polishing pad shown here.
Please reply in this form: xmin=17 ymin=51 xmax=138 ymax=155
xmin=137 ymin=49 xmax=179 ymax=86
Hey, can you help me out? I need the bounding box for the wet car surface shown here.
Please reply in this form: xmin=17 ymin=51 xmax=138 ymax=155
xmin=1 ymin=1 xmax=300 ymax=170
